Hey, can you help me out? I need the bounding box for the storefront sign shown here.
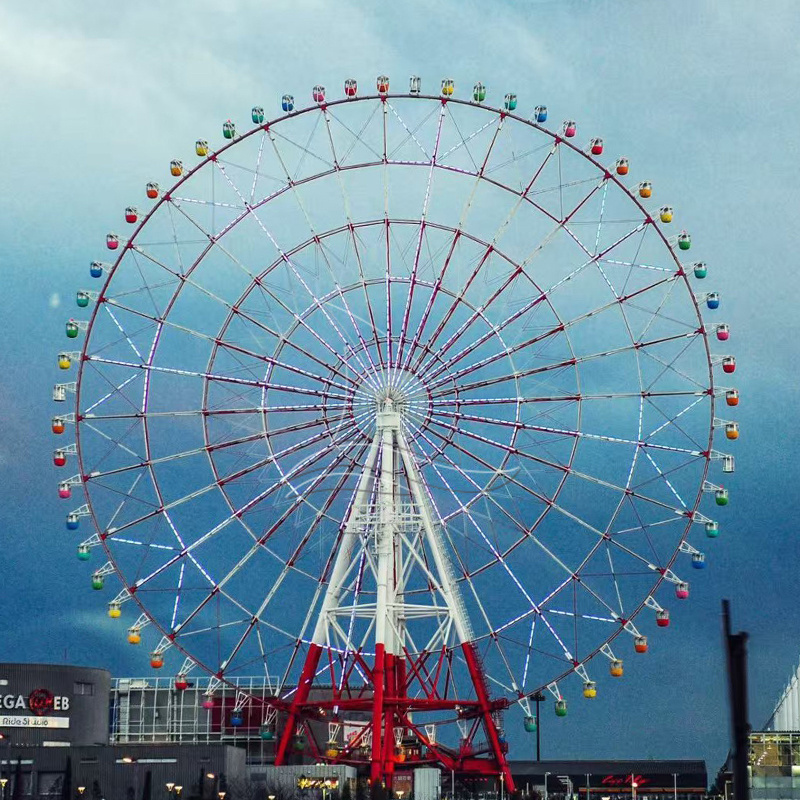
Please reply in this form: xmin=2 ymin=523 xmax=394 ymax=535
xmin=0 ymin=690 xmax=69 ymax=715
xmin=0 ymin=715 xmax=70 ymax=729
xmin=297 ymin=777 xmax=339 ymax=790
xmin=601 ymin=776 xmax=650 ymax=788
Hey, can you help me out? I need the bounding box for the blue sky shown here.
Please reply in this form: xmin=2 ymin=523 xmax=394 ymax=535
xmin=0 ymin=0 xmax=798 ymax=774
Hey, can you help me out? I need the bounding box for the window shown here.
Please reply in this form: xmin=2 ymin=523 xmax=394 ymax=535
xmin=74 ymin=682 xmax=94 ymax=696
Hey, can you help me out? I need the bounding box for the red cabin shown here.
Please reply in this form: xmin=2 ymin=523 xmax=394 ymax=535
xmin=53 ymin=450 xmax=67 ymax=467
xmin=125 ymin=207 xmax=138 ymax=224
xmin=656 ymin=609 xmax=670 ymax=627
xmin=722 ymin=356 xmax=736 ymax=374
xmin=590 ymin=137 xmax=603 ymax=155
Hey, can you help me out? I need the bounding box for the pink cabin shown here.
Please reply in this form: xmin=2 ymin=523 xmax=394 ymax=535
xmin=675 ymin=582 xmax=690 ymax=600
xmin=716 ymin=324 xmax=730 ymax=341
xmin=590 ymin=137 xmax=604 ymax=155
xmin=202 ymin=698 xmax=215 ymax=709
xmin=312 ymin=85 xmax=326 ymax=104
xmin=106 ymin=234 xmax=120 ymax=250
xmin=58 ymin=483 xmax=72 ymax=499
xmin=563 ymin=121 xmax=577 ymax=138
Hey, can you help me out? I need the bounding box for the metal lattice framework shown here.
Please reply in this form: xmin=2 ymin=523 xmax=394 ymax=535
xmin=53 ymin=76 xmax=739 ymax=788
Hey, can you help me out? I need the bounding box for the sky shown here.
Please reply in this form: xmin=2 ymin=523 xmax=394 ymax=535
xmin=1 ymin=0 xmax=799 ymax=777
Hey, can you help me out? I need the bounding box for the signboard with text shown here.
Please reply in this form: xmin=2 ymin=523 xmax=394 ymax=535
xmin=0 ymin=689 xmax=71 ymax=728
xmin=0 ymin=715 xmax=70 ymax=729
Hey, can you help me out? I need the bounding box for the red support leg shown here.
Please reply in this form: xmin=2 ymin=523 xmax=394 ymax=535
xmin=461 ymin=642 xmax=515 ymax=792
xmin=275 ymin=642 xmax=322 ymax=765
xmin=370 ymin=643 xmax=386 ymax=784
xmin=382 ymin=652 xmax=397 ymax=787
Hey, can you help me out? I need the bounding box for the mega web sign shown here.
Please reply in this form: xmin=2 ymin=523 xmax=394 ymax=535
xmin=0 ymin=689 xmax=70 ymax=728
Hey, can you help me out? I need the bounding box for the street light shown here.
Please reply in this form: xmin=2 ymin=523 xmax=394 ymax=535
xmin=544 ymin=773 xmax=550 ymax=800
xmin=78 ymin=788 xmax=86 ymax=797
xmin=218 ymin=793 xmax=226 ymax=800
xmin=175 ymin=787 xmax=183 ymax=797
xmin=631 ymin=781 xmax=638 ymax=800
xmin=1 ymin=778 xmax=7 ymax=800
xmin=166 ymin=785 xmax=175 ymax=794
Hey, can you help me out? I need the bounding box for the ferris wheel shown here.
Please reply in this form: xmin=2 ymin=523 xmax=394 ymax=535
xmin=53 ymin=74 xmax=739 ymax=788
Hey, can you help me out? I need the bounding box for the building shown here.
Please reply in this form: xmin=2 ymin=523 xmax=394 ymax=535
xmin=0 ymin=664 xmax=245 ymax=799
xmin=0 ymin=664 xmax=708 ymax=800
xmin=0 ymin=663 xmax=110 ymax=747
xmin=711 ymin=655 xmax=800 ymax=800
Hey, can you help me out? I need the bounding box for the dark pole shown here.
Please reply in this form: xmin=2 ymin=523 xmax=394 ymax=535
xmin=723 ymin=599 xmax=750 ymax=800
xmin=531 ymin=691 xmax=545 ymax=761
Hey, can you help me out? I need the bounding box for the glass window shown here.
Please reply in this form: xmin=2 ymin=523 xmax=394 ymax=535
xmin=74 ymin=681 xmax=94 ymax=696
xmin=38 ymin=774 xmax=63 ymax=798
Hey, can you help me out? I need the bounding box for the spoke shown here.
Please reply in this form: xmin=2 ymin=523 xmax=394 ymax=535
xmin=321 ymin=107 xmax=387 ymax=374
xmin=86 ymin=354 xmax=350 ymax=401
xmin=394 ymin=103 xmax=446 ymax=372
xmin=129 ymin=423 xmax=364 ymax=591
xmin=266 ymin=124 xmax=383 ymax=388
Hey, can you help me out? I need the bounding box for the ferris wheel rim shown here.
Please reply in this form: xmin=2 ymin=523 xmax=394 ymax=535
xmin=68 ymin=86 xmax=723 ymax=705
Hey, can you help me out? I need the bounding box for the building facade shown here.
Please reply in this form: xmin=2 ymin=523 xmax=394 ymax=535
xmin=0 ymin=665 xmax=709 ymax=800
xmin=0 ymin=663 xmax=110 ymax=747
